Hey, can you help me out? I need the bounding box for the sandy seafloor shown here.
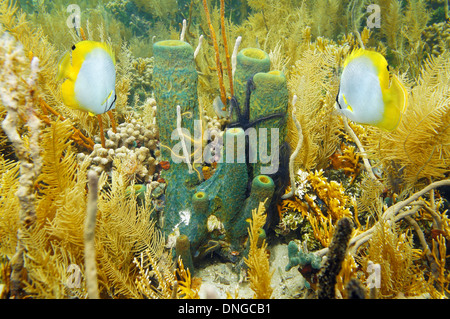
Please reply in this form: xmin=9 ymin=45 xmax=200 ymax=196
xmin=196 ymin=242 xmax=306 ymax=299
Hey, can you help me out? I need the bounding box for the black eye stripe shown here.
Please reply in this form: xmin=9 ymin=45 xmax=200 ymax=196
xmin=387 ymin=65 xmax=390 ymax=71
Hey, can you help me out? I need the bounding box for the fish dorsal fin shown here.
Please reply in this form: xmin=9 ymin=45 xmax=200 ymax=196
xmin=344 ymin=48 xmax=366 ymax=67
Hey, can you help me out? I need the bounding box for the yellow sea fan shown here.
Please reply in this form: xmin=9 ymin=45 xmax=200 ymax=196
xmin=176 ymin=257 xmax=200 ymax=299
xmin=96 ymin=166 xmax=165 ymax=298
xmin=0 ymin=157 xmax=20 ymax=257
xmin=361 ymin=220 xmax=428 ymax=298
xmin=35 ymin=119 xmax=78 ymax=199
xmin=287 ymin=46 xmax=342 ymax=171
xmin=365 ymin=52 xmax=450 ymax=190
xmin=244 ymin=200 xmax=274 ymax=299
xmin=133 ymin=248 xmax=176 ymax=299
xmin=21 ymin=227 xmax=87 ymax=299
xmin=307 ymin=214 xmax=335 ymax=248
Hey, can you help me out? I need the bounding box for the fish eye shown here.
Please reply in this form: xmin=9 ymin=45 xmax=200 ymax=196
xmin=387 ymin=65 xmax=390 ymax=71
xmin=71 ymin=45 xmax=76 ymax=50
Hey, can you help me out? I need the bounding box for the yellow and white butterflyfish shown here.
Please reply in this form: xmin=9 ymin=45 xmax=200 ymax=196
xmin=57 ymin=40 xmax=116 ymax=116
xmin=335 ymin=49 xmax=408 ymax=131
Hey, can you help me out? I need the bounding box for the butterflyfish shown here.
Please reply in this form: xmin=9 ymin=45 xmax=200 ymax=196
xmin=57 ymin=40 xmax=116 ymax=116
xmin=336 ymin=49 xmax=407 ymax=131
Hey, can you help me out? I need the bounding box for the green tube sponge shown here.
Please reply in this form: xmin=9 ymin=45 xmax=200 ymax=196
xmin=232 ymin=48 xmax=270 ymax=120
xmin=245 ymin=175 xmax=275 ymax=213
xmin=153 ymin=40 xmax=199 ymax=162
xmin=249 ymin=70 xmax=289 ymax=177
xmin=192 ymin=191 xmax=209 ymax=214
xmin=230 ymin=175 xmax=275 ymax=246
xmin=125 ymin=184 xmax=146 ymax=203
xmin=176 ymin=234 xmax=194 ymax=274
xmin=197 ymin=127 xmax=248 ymax=223
xmin=153 ymin=40 xmax=200 ymax=235
xmin=185 ymin=191 xmax=210 ymax=250
xmin=250 ymin=70 xmax=288 ymax=123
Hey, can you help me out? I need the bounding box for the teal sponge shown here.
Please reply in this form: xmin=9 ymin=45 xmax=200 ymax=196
xmin=285 ymin=241 xmax=322 ymax=271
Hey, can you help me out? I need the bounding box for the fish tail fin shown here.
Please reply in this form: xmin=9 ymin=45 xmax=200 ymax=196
xmin=379 ymin=75 xmax=408 ymax=131
xmin=57 ymin=51 xmax=74 ymax=81
xmin=390 ymin=74 xmax=408 ymax=113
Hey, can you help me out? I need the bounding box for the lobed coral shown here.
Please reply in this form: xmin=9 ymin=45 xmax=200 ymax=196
xmin=77 ymin=117 xmax=159 ymax=182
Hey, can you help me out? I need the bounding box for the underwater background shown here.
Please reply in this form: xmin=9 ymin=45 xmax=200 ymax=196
xmin=0 ymin=0 xmax=449 ymax=299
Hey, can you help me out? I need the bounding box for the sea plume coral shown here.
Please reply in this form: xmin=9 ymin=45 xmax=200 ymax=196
xmin=287 ymin=46 xmax=342 ymax=171
xmin=244 ymin=200 xmax=274 ymax=299
xmin=365 ymin=51 xmax=450 ymax=192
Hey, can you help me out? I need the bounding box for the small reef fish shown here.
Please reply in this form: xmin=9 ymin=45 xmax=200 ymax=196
xmin=57 ymin=40 xmax=116 ymax=116
xmin=336 ymin=49 xmax=407 ymax=131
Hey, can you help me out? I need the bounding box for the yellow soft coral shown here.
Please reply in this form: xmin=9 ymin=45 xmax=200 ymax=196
xmin=329 ymin=144 xmax=361 ymax=184
xmin=176 ymin=257 xmax=200 ymax=299
xmin=307 ymin=170 xmax=352 ymax=220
